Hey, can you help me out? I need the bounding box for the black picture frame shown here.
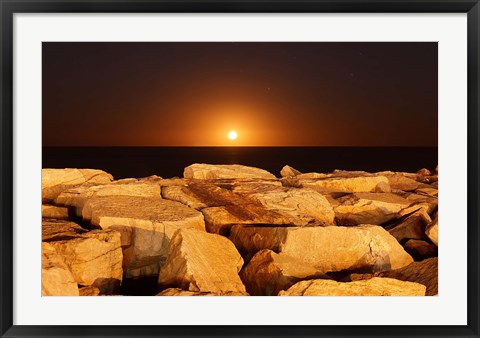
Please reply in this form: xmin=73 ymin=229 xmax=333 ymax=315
xmin=1 ymin=0 xmax=479 ymax=337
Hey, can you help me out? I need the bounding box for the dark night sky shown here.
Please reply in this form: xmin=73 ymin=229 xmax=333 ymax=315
xmin=42 ymin=42 xmax=437 ymax=147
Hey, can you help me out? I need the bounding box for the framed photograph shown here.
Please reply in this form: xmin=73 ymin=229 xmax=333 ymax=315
xmin=1 ymin=0 xmax=479 ymax=337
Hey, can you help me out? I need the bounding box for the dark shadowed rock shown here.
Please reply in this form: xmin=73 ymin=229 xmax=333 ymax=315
xmin=425 ymin=213 xmax=438 ymax=246
xmin=385 ymin=209 xmax=431 ymax=243
xmin=404 ymin=239 xmax=438 ymax=261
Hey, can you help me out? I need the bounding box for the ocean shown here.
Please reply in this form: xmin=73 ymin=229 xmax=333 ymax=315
xmin=42 ymin=147 xmax=438 ymax=179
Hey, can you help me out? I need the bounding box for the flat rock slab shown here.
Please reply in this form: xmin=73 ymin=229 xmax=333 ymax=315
xmin=334 ymin=193 xmax=411 ymax=225
xmin=82 ymin=196 xmax=205 ymax=278
xmin=42 ymin=168 xmax=113 ymax=203
xmin=42 ymin=204 xmax=70 ymax=220
xmin=42 ymin=219 xmax=122 ymax=294
xmin=163 ymin=181 xmax=335 ymax=235
xmin=55 ymin=181 xmax=161 ymax=217
xmin=157 ymin=288 xmax=247 ymax=296
xmin=158 ymin=228 xmax=246 ymax=294
xmin=184 ymin=163 xmax=277 ymax=180
xmin=346 ymin=257 xmax=438 ymax=296
xmin=229 ymin=225 xmax=413 ymax=273
xmin=285 ymin=175 xmax=390 ymax=193
xmin=278 ymin=277 xmax=426 ymax=296
xmin=240 ymin=249 xmax=330 ymax=296
xmin=42 ymin=242 xmax=79 ymax=296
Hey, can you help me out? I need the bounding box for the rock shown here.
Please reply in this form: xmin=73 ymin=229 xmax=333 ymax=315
xmin=415 ymin=187 xmax=438 ymax=197
xmin=425 ymin=213 xmax=438 ymax=246
xmin=240 ymin=249 xmax=330 ymax=296
xmin=229 ymin=225 xmax=413 ymax=272
xmin=417 ymin=168 xmax=432 ymax=176
xmin=158 ymin=228 xmax=246 ymax=294
xmin=157 ymin=288 xmax=247 ymax=296
xmin=42 ymin=168 xmax=113 ymax=203
xmin=404 ymin=239 xmax=438 ymax=260
xmin=42 ymin=242 xmax=79 ymax=296
xmin=42 ymin=219 xmax=123 ymax=294
xmin=346 ymin=257 xmax=438 ymax=296
xmin=278 ymin=277 xmax=426 ymax=296
xmin=280 ymin=165 xmax=302 ymax=177
xmin=79 ymin=286 xmax=101 ymax=296
xmin=401 ymin=193 xmax=438 ymax=215
xmin=55 ymin=181 xmax=161 ymax=217
xmin=380 ymin=172 xmax=421 ymax=191
xmin=334 ymin=193 xmax=411 ymax=225
xmin=184 ymin=164 xmax=277 ymax=180
xmin=291 ymin=175 xmax=390 ymax=194
xmin=385 ymin=209 xmax=431 ymax=243
xmin=163 ymin=181 xmax=334 ymax=235
xmin=42 ymin=204 xmax=70 ymax=220
xmin=82 ymin=196 xmax=205 ymax=278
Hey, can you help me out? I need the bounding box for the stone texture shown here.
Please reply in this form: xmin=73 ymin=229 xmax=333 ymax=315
xmin=229 ymin=225 xmax=413 ymax=273
xmin=162 ymin=181 xmax=334 ymax=235
xmin=379 ymin=172 xmax=421 ymax=191
xmin=278 ymin=277 xmax=426 ymax=296
xmin=157 ymin=288 xmax=247 ymax=296
xmin=55 ymin=181 xmax=161 ymax=217
xmin=42 ymin=242 xmax=79 ymax=296
xmin=82 ymin=196 xmax=205 ymax=278
xmin=425 ymin=213 xmax=438 ymax=246
xmin=240 ymin=249 xmax=330 ymax=296
xmin=79 ymin=286 xmax=101 ymax=296
xmin=346 ymin=257 xmax=438 ymax=296
xmin=404 ymin=239 xmax=438 ymax=261
xmin=42 ymin=219 xmax=123 ymax=294
xmin=158 ymin=228 xmax=246 ymax=294
xmin=184 ymin=163 xmax=276 ymax=180
xmin=334 ymin=193 xmax=411 ymax=225
xmin=288 ymin=174 xmax=390 ymax=194
xmin=385 ymin=209 xmax=431 ymax=243
xmin=42 ymin=168 xmax=113 ymax=203
xmin=280 ymin=165 xmax=302 ymax=177
xmin=42 ymin=204 xmax=70 ymax=220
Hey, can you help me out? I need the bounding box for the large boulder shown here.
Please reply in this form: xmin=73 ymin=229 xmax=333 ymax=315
xmin=229 ymin=225 xmax=413 ymax=272
xmin=82 ymin=196 xmax=205 ymax=278
xmin=42 ymin=242 xmax=79 ymax=296
xmin=158 ymin=228 xmax=247 ymax=294
xmin=42 ymin=204 xmax=70 ymax=220
xmin=240 ymin=249 xmax=329 ymax=296
xmin=334 ymin=193 xmax=411 ymax=225
xmin=184 ymin=164 xmax=276 ymax=180
xmin=163 ymin=181 xmax=335 ymax=235
xmin=345 ymin=257 xmax=438 ymax=296
xmin=42 ymin=219 xmax=122 ymax=294
xmin=278 ymin=277 xmax=426 ymax=296
xmin=42 ymin=168 xmax=113 ymax=203
xmin=55 ymin=181 xmax=161 ymax=217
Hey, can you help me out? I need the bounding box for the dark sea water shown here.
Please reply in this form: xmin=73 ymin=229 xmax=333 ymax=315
xmin=42 ymin=147 xmax=438 ymax=179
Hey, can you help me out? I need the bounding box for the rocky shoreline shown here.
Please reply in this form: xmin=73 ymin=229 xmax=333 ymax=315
xmin=42 ymin=163 xmax=438 ymax=296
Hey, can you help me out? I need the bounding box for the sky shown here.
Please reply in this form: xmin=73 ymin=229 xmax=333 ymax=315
xmin=42 ymin=42 xmax=437 ymax=147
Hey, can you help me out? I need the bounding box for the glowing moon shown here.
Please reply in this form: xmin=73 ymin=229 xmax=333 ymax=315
xmin=228 ymin=130 xmax=238 ymax=140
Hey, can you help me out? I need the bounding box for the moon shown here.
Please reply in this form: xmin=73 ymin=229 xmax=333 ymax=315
xmin=228 ymin=130 xmax=238 ymax=140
